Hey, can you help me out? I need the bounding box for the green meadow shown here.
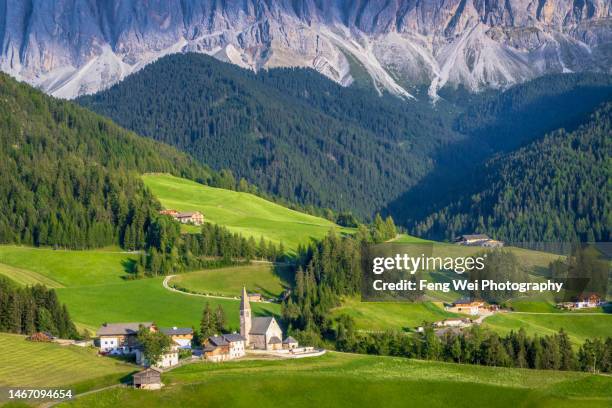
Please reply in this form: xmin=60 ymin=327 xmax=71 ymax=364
xmin=142 ymin=173 xmax=353 ymax=250
xmin=60 ymin=352 xmax=612 ymax=408
xmin=56 ymin=277 xmax=280 ymax=333
xmin=0 ymin=333 xmax=134 ymax=393
xmin=0 ymin=245 xmax=279 ymax=333
xmin=0 ymin=245 xmax=136 ymax=287
xmin=169 ymin=263 xmax=292 ymax=298
xmin=482 ymin=312 xmax=612 ymax=344
xmin=332 ymin=297 xmax=459 ymax=331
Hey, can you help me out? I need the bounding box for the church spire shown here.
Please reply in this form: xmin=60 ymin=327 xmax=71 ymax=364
xmin=240 ymin=286 xmax=250 ymax=311
xmin=240 ymin=286 xmax=251 ymax=346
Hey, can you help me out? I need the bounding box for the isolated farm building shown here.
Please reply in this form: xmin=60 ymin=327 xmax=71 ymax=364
xmin=203 ymin=333 xmax=246 ymax=362
xmin=283 ymin=336 xmax=299 ymax=350
xmin=455 ymin=234 xmax=503 ymax=247
xmin=240 ymin=287 xmax=288 ymax=351
xmin=445 ymin=299 xmax=485 ymax=316
xmin=133 ymin=367 xmax=163 ymax=390
xmin=97 ymin=322 xmax=156 ymax=354
xmin=434 ymin=318 xmax=472 ymax=328
xmin=160 ymin=327 xmax=193 ymax=349
xmin=247 ymin=292 xmax=262 ymax=302
xmin=176 ymin=211 xmax=204 ymax=225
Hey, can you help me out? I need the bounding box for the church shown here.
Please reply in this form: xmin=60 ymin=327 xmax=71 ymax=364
xmin=240 ymin=287 xmax=298 ymax=351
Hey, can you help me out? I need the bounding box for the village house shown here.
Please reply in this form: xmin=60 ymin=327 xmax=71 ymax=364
xmin=247 ymin=292 xmax=262 ymax=302
xmin=445 ymin=299 xmax=486 ymax=316
xmin=135 ymin=342 xmax=180 ymax=369
xmin=203 ymin=333 xmax=246 ymax=362
xmin=455 ymin=234 xmax=504 ymax=248
xmin=240 ymin=287 xmax=295 ymax=351
xmin=160 ymin=327 xmax=193 ymax=349
xmin=97 ymin=322 xmax=156 ymax=354
xmin=133 ymin=367 xmax=163 ymax=390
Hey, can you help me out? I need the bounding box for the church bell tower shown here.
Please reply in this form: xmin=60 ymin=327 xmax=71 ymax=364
xmin=240 ymin=286 xmax=251 ymax=345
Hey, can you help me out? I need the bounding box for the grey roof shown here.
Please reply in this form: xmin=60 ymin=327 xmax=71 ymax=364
xmin=268 ymin=336 xmax=282 ymax=344
xmin=133 ymin=368 xmax=161 ymax=384
xmin=283 ymin=336 xmax=298 ymax=344
xmin=97 ymin=322 xmax=154 ymax=336
xmin=208 ymin=336 xmax=229 ymax=346
xmin=250 ymin=316 xmax=275 ymax=335
xmin=177 ymin=211 xmax=201 ymax=217
xmin=161 ymin=327 xmax=193 ymax=336
xmin=223 ymin=333 xmax=246 ymax=342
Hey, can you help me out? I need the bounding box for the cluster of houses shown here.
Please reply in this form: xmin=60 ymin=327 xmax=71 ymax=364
xmin=556 ymin=294 xmax=604 ymax=310
xmin=454 ymin=234 xmax=504 ymax=248
xmin=96 ymin=286 xmax=303 ymax=387
xmin=159 ymin=209 xmax=205 ymax=225
xmin=203 ymin=287 xmax=299 ymax=361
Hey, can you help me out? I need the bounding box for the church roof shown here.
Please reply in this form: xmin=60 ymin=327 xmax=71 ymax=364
xmin=223 ymin=333 xmax=246 ymax=342
xmin=249 ymin=316 xmax=275 ymax=335
xmin=268 ymin=336 xmax=282 ymax=344
xmin=283 ymin=336 xmax=298 ymax=344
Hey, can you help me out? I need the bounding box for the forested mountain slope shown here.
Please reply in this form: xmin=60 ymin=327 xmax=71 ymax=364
xmin=0 ymin=73 xmax=211 ymax=249
xmin=78 ymin=53 xmax=458 ymax=217
xmin=413 ymin=103 xmax=612 ymax=243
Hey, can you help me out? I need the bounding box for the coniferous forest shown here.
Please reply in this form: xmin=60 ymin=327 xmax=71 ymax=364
xmin=0 ymin=72 xmax=213 ymax=250
xmin=413 ymin=104 xmax=612 ymax=243
xmin=0 ymin=277 xmax=77 ymax=339
xmin=79 ymin=54 xmax=612 ymax=242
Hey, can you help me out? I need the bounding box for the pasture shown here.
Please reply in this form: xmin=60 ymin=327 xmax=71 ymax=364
xmin=0 ymin=245 xmax=137 ymax=287
xmin=482 ymin=312 xmax=612 ymax=344
xmin=0 ymin=333 xmax=134 ymax=392
xmin=56 ymin=277 xmax=281 ymax=332
xmin=60 ymin=352 xmax=612 ymax=408
xmin=332 ymin=298 xmax=458 ymax=331
xmin=142 ymin=173 xmax=353 ymax=250
xmin=169 ymin=263 xmax=292 ymax=298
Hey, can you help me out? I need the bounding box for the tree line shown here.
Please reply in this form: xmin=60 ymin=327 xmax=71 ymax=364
xmin=133 ymin=218 xmax=284 ymax=277
xmin=332 ymin=319 xmax=612 ymax=373
xmin=0 ymin=277 xmax=78 ymax=339
xmin=282 ymin=218 xmax=396 ymax=342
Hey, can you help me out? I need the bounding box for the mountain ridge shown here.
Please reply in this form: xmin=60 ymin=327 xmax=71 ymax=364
xmin=1 ymin=0 xmax=610 ymax=99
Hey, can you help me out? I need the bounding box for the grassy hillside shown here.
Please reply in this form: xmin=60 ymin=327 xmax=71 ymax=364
xmin=483 ymin=313 xmax=612 ymax=344
xmin=142 ymin=173 xmax=353 ymax=249
xmin=0 ymin=246 xmax=137 ymax=287
xmin=0 ymin=245 xmax=278 ymax=332
xmin=332 ymin=298 xmax=458 ymax=331
xmin=169 ymin=264 xmax=292 ymax=298
xmin=0 ymin=333 xmax=134 ymax=391
xmin=56 ymin=277 xmax=279 ymax=332
xmin=60 ymin=352 xmax=612 ymax=408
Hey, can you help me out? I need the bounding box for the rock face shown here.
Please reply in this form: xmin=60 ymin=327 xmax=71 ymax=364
xmin=1 ymin=0 xmax=610 ymax=99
